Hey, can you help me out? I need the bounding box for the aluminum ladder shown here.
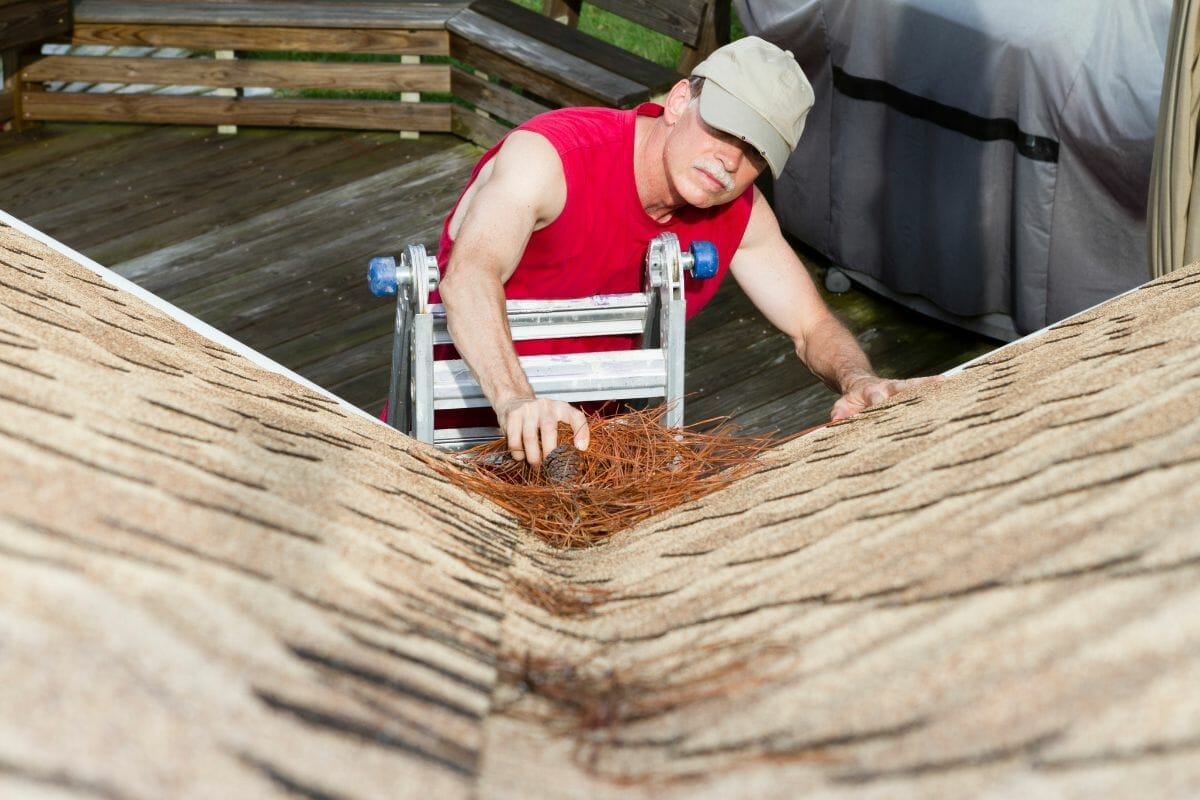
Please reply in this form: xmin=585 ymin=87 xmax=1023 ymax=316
xmin=367 ymin=232 xmax=717 ymax=449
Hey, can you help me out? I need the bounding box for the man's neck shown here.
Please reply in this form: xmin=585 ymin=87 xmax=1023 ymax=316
xmin=634 ymin=115 xmax=683 ymax=223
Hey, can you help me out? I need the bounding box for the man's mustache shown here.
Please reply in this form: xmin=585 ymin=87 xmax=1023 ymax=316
xmin=692 ymin=158 xmax=734 ymax=192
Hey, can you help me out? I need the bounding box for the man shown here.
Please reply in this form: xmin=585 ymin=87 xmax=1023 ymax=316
xmin=437 ymin=36 xmax=933 ymax=466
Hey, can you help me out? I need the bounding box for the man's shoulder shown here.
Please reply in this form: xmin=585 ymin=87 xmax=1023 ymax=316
xmin=517 ymin=106 xmax=634 ymax=153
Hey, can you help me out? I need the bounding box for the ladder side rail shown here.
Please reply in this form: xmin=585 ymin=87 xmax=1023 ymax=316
xmin=648 ymin=231 xmax=688 ymax=428
xmin=387 ymin=286 xmax=413 ymax=431
xmin=640 ymin=278 xmax=662 ymax=350
xmin=412 ymin=310 xmax=436 ymax=442
xmin=662 ymin=288 xmax=686 ymax=428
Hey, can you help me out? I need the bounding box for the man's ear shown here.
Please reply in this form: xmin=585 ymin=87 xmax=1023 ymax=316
xmin=662 ymin=79 xmax=692 ymax=124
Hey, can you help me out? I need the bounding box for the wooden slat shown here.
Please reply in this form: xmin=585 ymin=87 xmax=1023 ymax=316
xmin=2 ymin=128 xmax=233 ymax=226
xmin=449 ymin=10 xmax=647 ymax=108
xmin=72 ymin=0 xmax=467 ymax=30
xmin=135 ymin=141 xmax=478 ymax=312
xmin=587 ymin=0 xmax=710 ymax=46
xmin=449 ymin=36 xmax=604 ymax=109
xmin=90 ymin=134 xmax=459 ymax=266
xmin=468 ymin=0 xmax=679 ymax=93
xmin=4 ymin=126 xmax=459 ymax=268
xmin=72 ymin=23 xmax=450 ymax=56
xmin=15 ymin=131 xmax=308 ymax=246
xmin=96 ymin=140 xmax=480 ymax=393
xmin=21 ymin=131 xmax=366 ymax=244
xmin=450 ymin=66 xmax=549 ymax=126
xmin=451 ymin=103 xmax=510 ymax=148
xmin=676 ymin=0 xmax=730 ymax=73
xmin=22 ymin=55 xmax=452 ymax=94
xmin=21 ymin=92 xmax=454 ymax=132
xmin=267 ymin=308 xmax=394 ymax=383
xmin=0 ymin=122 xmax=151 ymax=176
xmin=0 ymin=0 xmax=71 ymax=51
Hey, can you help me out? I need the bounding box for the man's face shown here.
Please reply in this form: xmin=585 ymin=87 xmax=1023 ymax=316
xmin=664 ymin=99 xmax=767 ymax=208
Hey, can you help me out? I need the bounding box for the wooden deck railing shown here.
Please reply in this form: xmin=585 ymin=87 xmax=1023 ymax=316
xmin=1 ymin=0 xmax=72 ymax=126
xmin=8 ymin=0 xmax=730 ymax=148
xmin=15 ymin=1 xmax=468 ymax=138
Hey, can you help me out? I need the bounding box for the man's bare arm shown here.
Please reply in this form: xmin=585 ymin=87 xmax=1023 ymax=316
xmin=730 ymin=188 xmax=939 ymax=419
xmin=437 ymin=131 xmax=589 ymax=464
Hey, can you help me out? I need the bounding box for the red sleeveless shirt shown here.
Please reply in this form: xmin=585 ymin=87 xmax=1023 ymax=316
xmin=424 ymin=104 xmax=753 ymax=428
xmin=438 ymin=103 xmax=753 ymax=357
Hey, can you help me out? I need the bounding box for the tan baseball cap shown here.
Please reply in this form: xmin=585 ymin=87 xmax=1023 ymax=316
xmin=691 ymin=36 xmax=815 ymax=178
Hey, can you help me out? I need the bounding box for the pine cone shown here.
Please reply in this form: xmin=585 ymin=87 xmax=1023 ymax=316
xmin=542 ymin=444 xmax=581 ymax=485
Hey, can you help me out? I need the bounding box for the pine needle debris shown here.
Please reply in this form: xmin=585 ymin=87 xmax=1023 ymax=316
xmin=422 ymin=406 xmax=781 ymax=547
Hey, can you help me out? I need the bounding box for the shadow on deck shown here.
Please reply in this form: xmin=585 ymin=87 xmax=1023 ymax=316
xmin=0 ymin=122 xmax=995 ymax=437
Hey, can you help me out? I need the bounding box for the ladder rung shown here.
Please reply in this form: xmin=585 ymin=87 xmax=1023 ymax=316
xmin=433 ymin=426 xmax=502 ymax=450
xmin=432 ymin=350 xmax=666 ymax=409
xmin=429 ymin=294 xmax=650 ymax=345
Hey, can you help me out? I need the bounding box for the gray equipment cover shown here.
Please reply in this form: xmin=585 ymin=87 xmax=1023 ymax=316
xmin=736 ymin=0 xmax=1172 ymax=337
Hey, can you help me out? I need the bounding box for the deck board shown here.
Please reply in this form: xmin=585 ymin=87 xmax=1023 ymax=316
xmin=72 ymin=0 xmax=468 ymax=29
xmin=16 ymin=131 xmax=323 ymax=247
xmin=0 ymin=122 xmax=994 ymax=436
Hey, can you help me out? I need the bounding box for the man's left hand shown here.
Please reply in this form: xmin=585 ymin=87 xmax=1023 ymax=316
xmin=831 ymin=375 xmax=942 ymax=421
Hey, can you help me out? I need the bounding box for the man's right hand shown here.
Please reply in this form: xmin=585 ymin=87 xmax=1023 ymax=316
xmin=495 ymin=397 xmax=590 ymax=467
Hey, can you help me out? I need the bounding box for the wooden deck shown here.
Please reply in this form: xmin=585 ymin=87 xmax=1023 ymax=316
xmin=0 ymin=122 xmax=995 ymax=437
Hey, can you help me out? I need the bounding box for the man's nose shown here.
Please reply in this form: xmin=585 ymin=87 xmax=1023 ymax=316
xmin=714 ymin=140 xmax=742 ymax=171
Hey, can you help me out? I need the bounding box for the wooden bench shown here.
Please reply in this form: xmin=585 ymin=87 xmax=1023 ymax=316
xmin=447 ymin=0 xmax=730 ymax=133
xmin=14 ymin=0 xmax=468 ymax=135
xmin=1 ymin=0 xmax=71 ymax=126
xmin=11 ymin=0 xmax=730 ymax=146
